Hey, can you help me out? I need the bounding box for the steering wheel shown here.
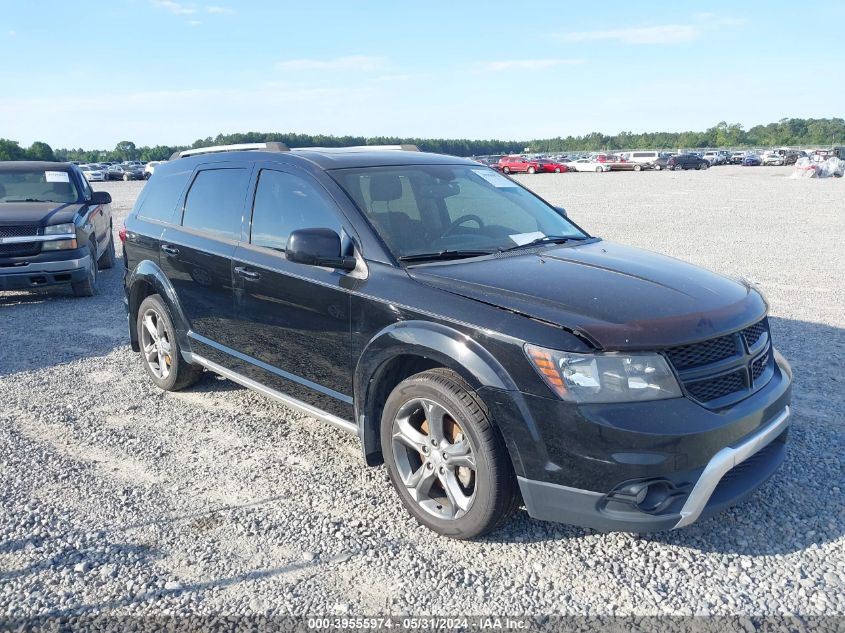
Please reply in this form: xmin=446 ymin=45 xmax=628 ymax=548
xmin=442 ymin=214 xmax=485 ymax=238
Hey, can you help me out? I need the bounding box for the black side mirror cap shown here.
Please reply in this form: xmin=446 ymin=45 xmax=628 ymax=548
xmin=554 ymin=206 xmax=568 ymax=217
xmin=285 ymin=228 xmax=357 ymax=271
xmin=91 ymin=191 xmax=111 ymax=205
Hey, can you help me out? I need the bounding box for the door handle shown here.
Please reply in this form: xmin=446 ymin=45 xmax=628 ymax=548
xmin=161 ymin=244 xmax=180 ymax=256
xmin=234 ymin=266 xmax=261 ymax=281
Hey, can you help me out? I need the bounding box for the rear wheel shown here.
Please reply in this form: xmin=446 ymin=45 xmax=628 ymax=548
xmin=554 ymin=167 xmax=561 ymax=173
xmin=381 ymin=369 xmax=519 ymax=539
xmin=595 ymin=166 xmax=603 ymax=172
xmin=137 ymin=294 xmax=203 ymax=391
xmin=634 ymin=164 xmax=642 ymax=172
xmin=123 ymin=174 xmax=130 ymax=181
xmin=502 ymin=167 xmax=510 ymax=174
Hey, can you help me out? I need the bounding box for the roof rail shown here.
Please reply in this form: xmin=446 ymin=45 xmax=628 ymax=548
xmin=292 ymin=144 xmax=420 ymax=153
xmin=170 ymin=142 xmax=289 ymax=161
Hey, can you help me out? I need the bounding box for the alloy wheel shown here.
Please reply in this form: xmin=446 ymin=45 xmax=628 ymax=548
xmin=391 ymin=397 xmax=477 ymax=520
xmin=140 ymin=307 xmax=173 ymax=380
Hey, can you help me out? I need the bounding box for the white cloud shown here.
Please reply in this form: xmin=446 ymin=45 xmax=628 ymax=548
xmin=187 ymin=20 xmax=201 ymax=26
xmin=276 ymin=56 xmax=386 ymax=72
xmin=8 ymin=30 xmax=15 ymax=37
xmin=480 ymin=59 xmax=584 ymax=71
xmin=152 ymin=0 xmax=197 ymax=15
xmin=559 ymin=24 xmax=701 ymax=45
xmin=207 ymin=5 xmax=234 ymax=14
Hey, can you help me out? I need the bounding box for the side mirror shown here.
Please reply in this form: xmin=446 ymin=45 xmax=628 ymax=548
xmin=554 ymin=205 xmax=568 ymax=217
xmin=285 ymin=228 xmax=357 ymax=271
xmin=91 ymin=191 xmax=111 ymax=205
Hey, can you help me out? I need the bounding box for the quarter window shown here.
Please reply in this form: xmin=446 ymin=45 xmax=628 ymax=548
xmin=250 ymin=170 xmax=341 ymax=251
xmin=181 ymin=168 xmax=250 ymax=240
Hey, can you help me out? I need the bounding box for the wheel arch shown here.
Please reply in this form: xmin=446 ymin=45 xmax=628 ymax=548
xmin=126 ymin=259 xmax=191 ymax=354
xmin=354 ymin=321 xmax=518 ymax=466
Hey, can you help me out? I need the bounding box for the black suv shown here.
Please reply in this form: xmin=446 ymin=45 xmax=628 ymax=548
xmin=122 ymin=143 xmax=792 ymax=539
xmin=0 ymin=161 xmax=115 ymax=296
xmin=667 ymin=154 xmax=710 ymax=171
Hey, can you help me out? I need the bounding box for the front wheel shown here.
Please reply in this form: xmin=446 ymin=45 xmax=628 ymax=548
xmin=502 ymin=167 xmax=510 ymax=174
xmin=72 ymin=245 xmax=98 ymax=297
xmin=98 ymin=232 xmax=116 ymax=270
xmin=634 ymin=164 xmax=642 ymax=172
xmin=595 ymin=166 xmax=603 ymax=172
xmin=123 ymin=174 xmax=130 ymax=181
xmin=527 ymin=166 xmax=536 ymax=174
xmin=136 ymin=294 xmax=203 ymax=391
xmin=554 ymin=167 xmax=561 ymax=173
xmin=381 ymin=368 xmax=519 ymax=539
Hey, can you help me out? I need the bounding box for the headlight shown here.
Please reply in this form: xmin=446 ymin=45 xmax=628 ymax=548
xmin=44 ymin=223 xmax=75 ymax=235
xmin=525 ymin=344 xmax=682 ymax=403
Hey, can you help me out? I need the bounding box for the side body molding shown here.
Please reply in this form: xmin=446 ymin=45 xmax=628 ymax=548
xmin=126 ymin=259 xmax=192 ymax=354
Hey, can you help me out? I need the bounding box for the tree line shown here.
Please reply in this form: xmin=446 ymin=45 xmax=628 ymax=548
xmin=1 ymin=118 xmax=843 ymax=163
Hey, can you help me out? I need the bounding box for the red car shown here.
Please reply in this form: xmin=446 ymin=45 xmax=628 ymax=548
xmin=535 ymin=159 xmax=569 ymax=173
xmin=497 ymin=155 xmax=543 ymax=174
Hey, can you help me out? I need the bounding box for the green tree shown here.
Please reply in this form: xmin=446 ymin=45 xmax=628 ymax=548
xmin=26 ymin=141 xmax=56 ymax=161
xmin=0 ymin=138 xmax=26 ymax=161
xmin=114 ymin=140 xmax=138 ymax=161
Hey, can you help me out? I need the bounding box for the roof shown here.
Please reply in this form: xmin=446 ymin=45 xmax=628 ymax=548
xmin=0 ymin=161 xmax=73 ymax=172
xmin=163 ymin=149 xmax=477 ymax=171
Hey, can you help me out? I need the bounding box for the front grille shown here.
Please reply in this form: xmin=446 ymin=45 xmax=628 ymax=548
xmin=751 ymin=349 xmax=771 ymax=382
xmin=0 ymin=225 xmax=41 ymax=258
xmin=665 ymin=335 xmax=737 ymax=370
xmin=664 ymin=318 xmax=773 ymax=406
xmin=743 ymin=320 xmax=767 ymax=348
xmin=686 ymin=370 xmax=745 ymax=402
xmin=0 ymin=224 xmax=40 ymax=238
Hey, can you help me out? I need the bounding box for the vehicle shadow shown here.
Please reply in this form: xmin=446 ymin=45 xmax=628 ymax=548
xmin=0 ymin=261 xmax=127 ymax=377
xmin=484 ymin=315 xmax=844 ymax=556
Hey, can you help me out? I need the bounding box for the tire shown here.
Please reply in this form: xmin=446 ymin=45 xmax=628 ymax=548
xmin=71 ymin=245 xmax=98 ymax=297
xmin=634 ymin=164 xmax=642 ymax=172
xmin=654 ymin=165 xmax=662 ymax=171
xmin=595 ymin=166 xmax=603 ymax=172
xmin=554 ymin=167 xmax=561 ymax=173
xmin=97 ymin=231 xmax=116 ymax=270
xmin=123 ymin=174 xmax=130 ymax=182
xmin=136 ymin=294 xmax=203 ymax=391
xmin=502 ymin=167 xmax=510 ymax=174
xmin=527 ymin=166 xmax=536 ymax=174
xmin=698 ymin=162 xmax=708 ymax=170
xmin=381 ymin=368 xmax=520 ymax=539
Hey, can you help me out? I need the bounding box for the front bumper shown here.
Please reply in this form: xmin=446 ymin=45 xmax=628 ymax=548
xmin=480 ymin=351 xmax=792 ymax=532
xmin=0 ymin=252 xmax=90 ymax=290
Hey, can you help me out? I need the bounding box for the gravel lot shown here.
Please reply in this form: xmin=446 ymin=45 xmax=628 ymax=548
xmin=1 ymin=166 xmax=843 ymax=622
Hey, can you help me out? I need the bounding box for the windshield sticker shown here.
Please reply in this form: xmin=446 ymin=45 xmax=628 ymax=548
xmin=45 ymin=171 xmax=70 ymax=183
xmin=471 ymin=169 xmax=516 ymax=187
xmin=508 ymin=231 xmax=545 ymax=245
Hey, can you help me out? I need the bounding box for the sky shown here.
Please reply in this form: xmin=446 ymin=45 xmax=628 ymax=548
xmin=1 ymin=1 xmax=843 ymax=149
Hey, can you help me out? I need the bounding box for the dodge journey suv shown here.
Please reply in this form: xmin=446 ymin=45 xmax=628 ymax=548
xmin=122 ymin=143 xmax=792 ymax=539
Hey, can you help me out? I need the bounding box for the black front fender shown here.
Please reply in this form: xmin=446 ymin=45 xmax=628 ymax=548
xmin=354 ymin=320 xmax=523 ymax=465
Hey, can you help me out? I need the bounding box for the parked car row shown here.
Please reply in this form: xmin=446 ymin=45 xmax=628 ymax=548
xmin=77 ymin=160 xmax=167 ymax=182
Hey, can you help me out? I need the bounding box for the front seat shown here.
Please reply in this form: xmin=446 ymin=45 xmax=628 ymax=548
xmin=367 ymin=174 xmax=427 ymax=253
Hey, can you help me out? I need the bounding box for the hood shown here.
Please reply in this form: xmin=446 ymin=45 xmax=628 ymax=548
xmin=407 ymin=240 xmax=767 ymax=350
xmin=0 ymin=201 xmax=84 ymax=226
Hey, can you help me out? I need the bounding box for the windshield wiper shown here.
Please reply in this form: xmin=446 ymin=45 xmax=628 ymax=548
xmin=499 ymin=235 xmax=585 ymax=253
xmin=399 ymin=249 xmax=494 ymax=263
xmin=4 ymin=198 xmax=53 ymax=203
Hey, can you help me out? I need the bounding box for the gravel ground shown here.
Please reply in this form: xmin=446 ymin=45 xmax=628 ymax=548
xmin=0 ymin=166 xmax=843 ymax=623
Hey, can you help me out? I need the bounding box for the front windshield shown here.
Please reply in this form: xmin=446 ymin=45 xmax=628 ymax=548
xmin=331 ymin=164 xmax=587 ymax=260
xmin=0 ymin=168 xmax=80 ymax=204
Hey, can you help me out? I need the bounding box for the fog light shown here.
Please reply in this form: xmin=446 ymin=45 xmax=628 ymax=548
xmin=607 ymin=479 xmax=683 ymax=515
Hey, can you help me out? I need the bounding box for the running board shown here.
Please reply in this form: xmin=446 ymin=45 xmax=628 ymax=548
xmin=188 ymin=353 xmax=359 ymax=436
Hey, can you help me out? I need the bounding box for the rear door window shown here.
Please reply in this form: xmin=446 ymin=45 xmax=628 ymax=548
xmin=181 ymin=168 xmax=250 ymax=240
